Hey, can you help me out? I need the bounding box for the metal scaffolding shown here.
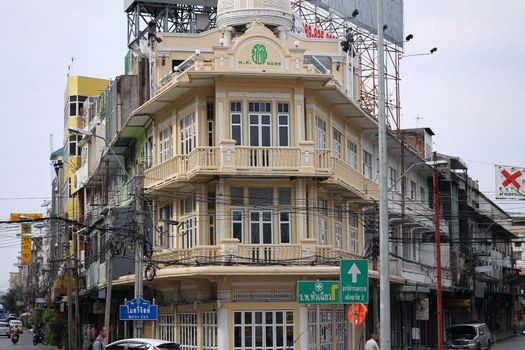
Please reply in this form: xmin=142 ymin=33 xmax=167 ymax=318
xmin=291 ymin=0 xmax=402 ymax=131
xmin=125 ymin=0 xmax=217 ymax=44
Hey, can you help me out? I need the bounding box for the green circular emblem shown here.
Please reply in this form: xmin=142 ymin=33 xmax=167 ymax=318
xmin=251 ymin=44 xmax=268 ymax=65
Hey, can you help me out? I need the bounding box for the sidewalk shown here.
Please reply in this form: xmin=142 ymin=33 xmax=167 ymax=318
xmin=494 ymin=329 xmax=516 ymax=342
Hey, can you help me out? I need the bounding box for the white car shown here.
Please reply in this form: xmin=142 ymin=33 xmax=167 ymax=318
xmin=0 ymin=322 xmax=10 ymax=337
xmin=8 ymin=319 xmax=23 ymax=334
xmin=106 ymin=338 xmax=180 ymax=350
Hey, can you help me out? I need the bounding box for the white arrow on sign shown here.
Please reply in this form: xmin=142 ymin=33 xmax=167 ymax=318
xmin=348 ymin=263 xmax=361 ymax=283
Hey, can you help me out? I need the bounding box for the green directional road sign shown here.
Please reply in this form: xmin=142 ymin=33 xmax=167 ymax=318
xmin=340 ymin=259 xmax=369 ymax=304
xmin=297 ymin=280 xmax=340 ymax=304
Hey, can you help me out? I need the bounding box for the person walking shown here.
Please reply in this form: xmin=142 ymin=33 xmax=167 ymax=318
xmin=365 ymin=333 xmax=380 ymax=350
xmin=92 ymin=325 xmax=108 ymax=350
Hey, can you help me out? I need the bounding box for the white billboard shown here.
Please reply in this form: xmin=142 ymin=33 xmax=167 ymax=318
xmin=495 ymin=165 xmax=525 ymax=199
xmin=307 ymin=0 xmax=404 ymax=45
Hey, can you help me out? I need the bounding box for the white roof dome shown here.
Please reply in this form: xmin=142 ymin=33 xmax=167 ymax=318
xmin=217 ymin=0 xmax=292 ymax=29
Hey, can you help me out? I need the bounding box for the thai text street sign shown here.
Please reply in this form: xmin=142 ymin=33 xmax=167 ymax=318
xmin=119 ymin=297 xmax=158 ymax=320
xmin=297 ymin=280 xmax=340 ymax=304
xmin=340 ymin=259 xmax=369 ymax=304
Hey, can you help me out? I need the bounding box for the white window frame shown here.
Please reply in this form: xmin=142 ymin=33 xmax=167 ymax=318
xmin=248 ymin=102 xmax=272 ymax=147
xmin=347 ymin=140 xmax=357 ymax=169
xmin=318 ymin=199 xmax=328 ymax=245
xmin=180 ymin=216 xmax=197 ymax=249
xmin=278 ymin=211 xmax=291 ymax=244
xmin=180 ymin=113 xmax=196 ymax=155
xmin=349 ymin=212 xmax=359 ymax=254
xmin=249 ymin=210 xmax=273 ymax=244
xmin=230 ymin=101 xmax=243 ymax=145
xmin=159 ymin=126 xmax=172 ymax=162
xmin=158 ymin=314 xmax=176 ymax=342
xmin=209 ymin=214 xmax=215 ymax=246
xmin=179 ymin=313 xmax=197 ymax=350
xmin=363 ymin=150 xmax=373 ymax=179
xmin=316 ymin=116 xmax=327 ymax=149
xmin=410 ymin=180 xmax=417 ymax=200
xmin=332 ymin=128 xmax=342 ymax=159
xmin=231 ymin=209 xmax=244 ymax=243
xmin=207 ymin=102 xmax=215 ymax=146
xmin=234 ymin=310 xmax=294 ymax=350
xmin=277 ymin=103 xmax=290 ymax=147
xmin=308 ymin=310 xmax=332 ymax=350
xmin=389 ymin=166 xmax=397 ymax=190
xmin=202 ymin=311 xmax=218 ymax=350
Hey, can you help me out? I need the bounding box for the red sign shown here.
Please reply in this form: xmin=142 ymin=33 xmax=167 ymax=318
xmin=303 ymin=23 xmax=337 ymax=39
xmin=501 ymin=169 xmax=522 ymax=189
xmin=347 ymin=304 xmax=367 ymax=325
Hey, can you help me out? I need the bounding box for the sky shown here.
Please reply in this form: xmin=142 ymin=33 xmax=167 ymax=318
xmin=0 ymin=0 xmax=524 ymax=290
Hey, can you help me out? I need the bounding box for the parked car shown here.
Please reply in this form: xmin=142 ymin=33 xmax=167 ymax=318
xmin=8 ymin=319 xmax=23 ymax=334
xmin=0 ymin=321 xmax=10 ymax=337
xmin=447 ymin=323 xmax=492 ymax=350
xmin=106 ymin=338 xmax=180 ymax=350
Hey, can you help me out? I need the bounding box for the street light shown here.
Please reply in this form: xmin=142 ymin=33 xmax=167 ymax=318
xmin=68 ymin=127 xmax=130 ymax=178
xmin=387 ymin=160 xmax=448 ymax=192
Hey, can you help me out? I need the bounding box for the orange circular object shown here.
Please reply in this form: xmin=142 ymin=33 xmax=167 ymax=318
xmin=347 ymin=304 xmax=368 ymax=326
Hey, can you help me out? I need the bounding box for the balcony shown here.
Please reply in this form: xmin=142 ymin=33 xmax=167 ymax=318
xmin=144 ymin=141 xmax=332 ymax=191
xmin=323 ymin=157 xmax=379 ymax=201
xmin=75 ymin=162 xmax=89 ymax=190
xmin=152 ymin=239 xmax=361 ymax=268
xmin=388 ymin=191 xmax=449 ymax=234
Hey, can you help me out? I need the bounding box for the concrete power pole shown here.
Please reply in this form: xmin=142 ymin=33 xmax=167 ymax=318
xmin=104 ymin=211 xmax=114 ymax=335
xmin=432 ymin=158 xmax=444 ymax=350
xmin=134 ymin=164 xmax=145 ymax=337
xmin=377 ymin=0 xmax=391 ymax=349
xmin=65 ymin=222 xmax=75 ymax=350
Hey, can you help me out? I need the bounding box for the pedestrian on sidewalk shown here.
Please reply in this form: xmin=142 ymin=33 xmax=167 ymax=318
xmin=92 ymin=325 xmax=108 ymax=350
xmin=365 ymin=332 xmax=380 ymax=350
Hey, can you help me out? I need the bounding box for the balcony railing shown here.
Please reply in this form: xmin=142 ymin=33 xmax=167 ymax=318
xmin=238 ymin=244 xmax=303 ymax=262
xmin=144 ymin=143 xmax=377 ymax=202
xmin=144 ymin=142 xmax=333 ymax=189
xmin=153 ymin=242 xmax=361 ymax=267
xmin=235 ymin=147 xmax=301 ymax=170
xmin=329 ymin=157 xmax=379 ymax=200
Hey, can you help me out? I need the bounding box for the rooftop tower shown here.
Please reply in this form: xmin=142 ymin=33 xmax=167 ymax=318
xmin=216 ymin=0 xmax=292 ymax=30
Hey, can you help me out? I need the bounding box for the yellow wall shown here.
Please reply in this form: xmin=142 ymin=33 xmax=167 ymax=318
xmin=65 ymin=76 xmax=109 ymax=103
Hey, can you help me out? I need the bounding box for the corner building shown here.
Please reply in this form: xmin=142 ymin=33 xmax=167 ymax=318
xmin=121 ymin=1 xmax=393 ymax=349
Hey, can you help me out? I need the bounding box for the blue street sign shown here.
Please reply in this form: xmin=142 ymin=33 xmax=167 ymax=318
xmin=119 ymin=297 xmax=158 ymax=321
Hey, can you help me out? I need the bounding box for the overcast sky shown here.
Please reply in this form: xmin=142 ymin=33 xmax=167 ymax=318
xmin=0 ymin=0 xmax=524 ymax=291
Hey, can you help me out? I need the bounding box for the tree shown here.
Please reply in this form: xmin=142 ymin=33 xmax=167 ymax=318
xmin=1 ymin=288 xmax=19 ymax=314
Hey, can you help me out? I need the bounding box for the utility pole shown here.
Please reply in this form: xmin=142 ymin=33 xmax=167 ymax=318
xmin=65 ymin=222 xmax=75 ymax=350
xmin=74 ymin=232 xmax=81 ymax=350
xmin=432 ymin=155 xmax=444 ymax=350
xmin=134 ymin=164 xmax=145 ymax=338
xmin=104 ymin=212 xmax=114 ymax=335
xmin=377 ymin=0 xmax=391 ymax=349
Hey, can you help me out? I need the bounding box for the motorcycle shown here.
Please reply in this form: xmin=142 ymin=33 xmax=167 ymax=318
xmin=33 ymin=331 xmax=44 ymax=345
xmin=11 ymin=330 xmax=19 ymax=344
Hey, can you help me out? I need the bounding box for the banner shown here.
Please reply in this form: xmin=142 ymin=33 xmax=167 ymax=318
xmin=415 ymin=298 xmax=429 ymax=321
xmin=495 ymin=165 xmax=525 ymax=199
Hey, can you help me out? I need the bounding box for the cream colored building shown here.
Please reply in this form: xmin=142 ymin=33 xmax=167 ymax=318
xmin=117 ymin=1 xmax=395 ymax=349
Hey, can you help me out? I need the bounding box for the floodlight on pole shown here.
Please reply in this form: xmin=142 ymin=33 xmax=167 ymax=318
xmin=68 ymin=127 xmax=130 ymax=178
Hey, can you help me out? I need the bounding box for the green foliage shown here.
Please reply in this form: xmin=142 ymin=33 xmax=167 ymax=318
xmin=0 ymin=288 xmax=19 ymax=314
xmin=42 ymin=308 xmax=68 ymax=348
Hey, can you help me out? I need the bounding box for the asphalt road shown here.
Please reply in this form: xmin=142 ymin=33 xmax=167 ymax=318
xmin=0 ymin=330 xmax=52 ymax=350
xmin=0 ymin=330 xmax=524 ymax=350
xmin=493 ymin=336 xmax=525 ymax=350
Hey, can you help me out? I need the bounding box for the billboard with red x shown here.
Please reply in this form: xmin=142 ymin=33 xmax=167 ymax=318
xmin=496 ymin=165 xmax=525 ymax=199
